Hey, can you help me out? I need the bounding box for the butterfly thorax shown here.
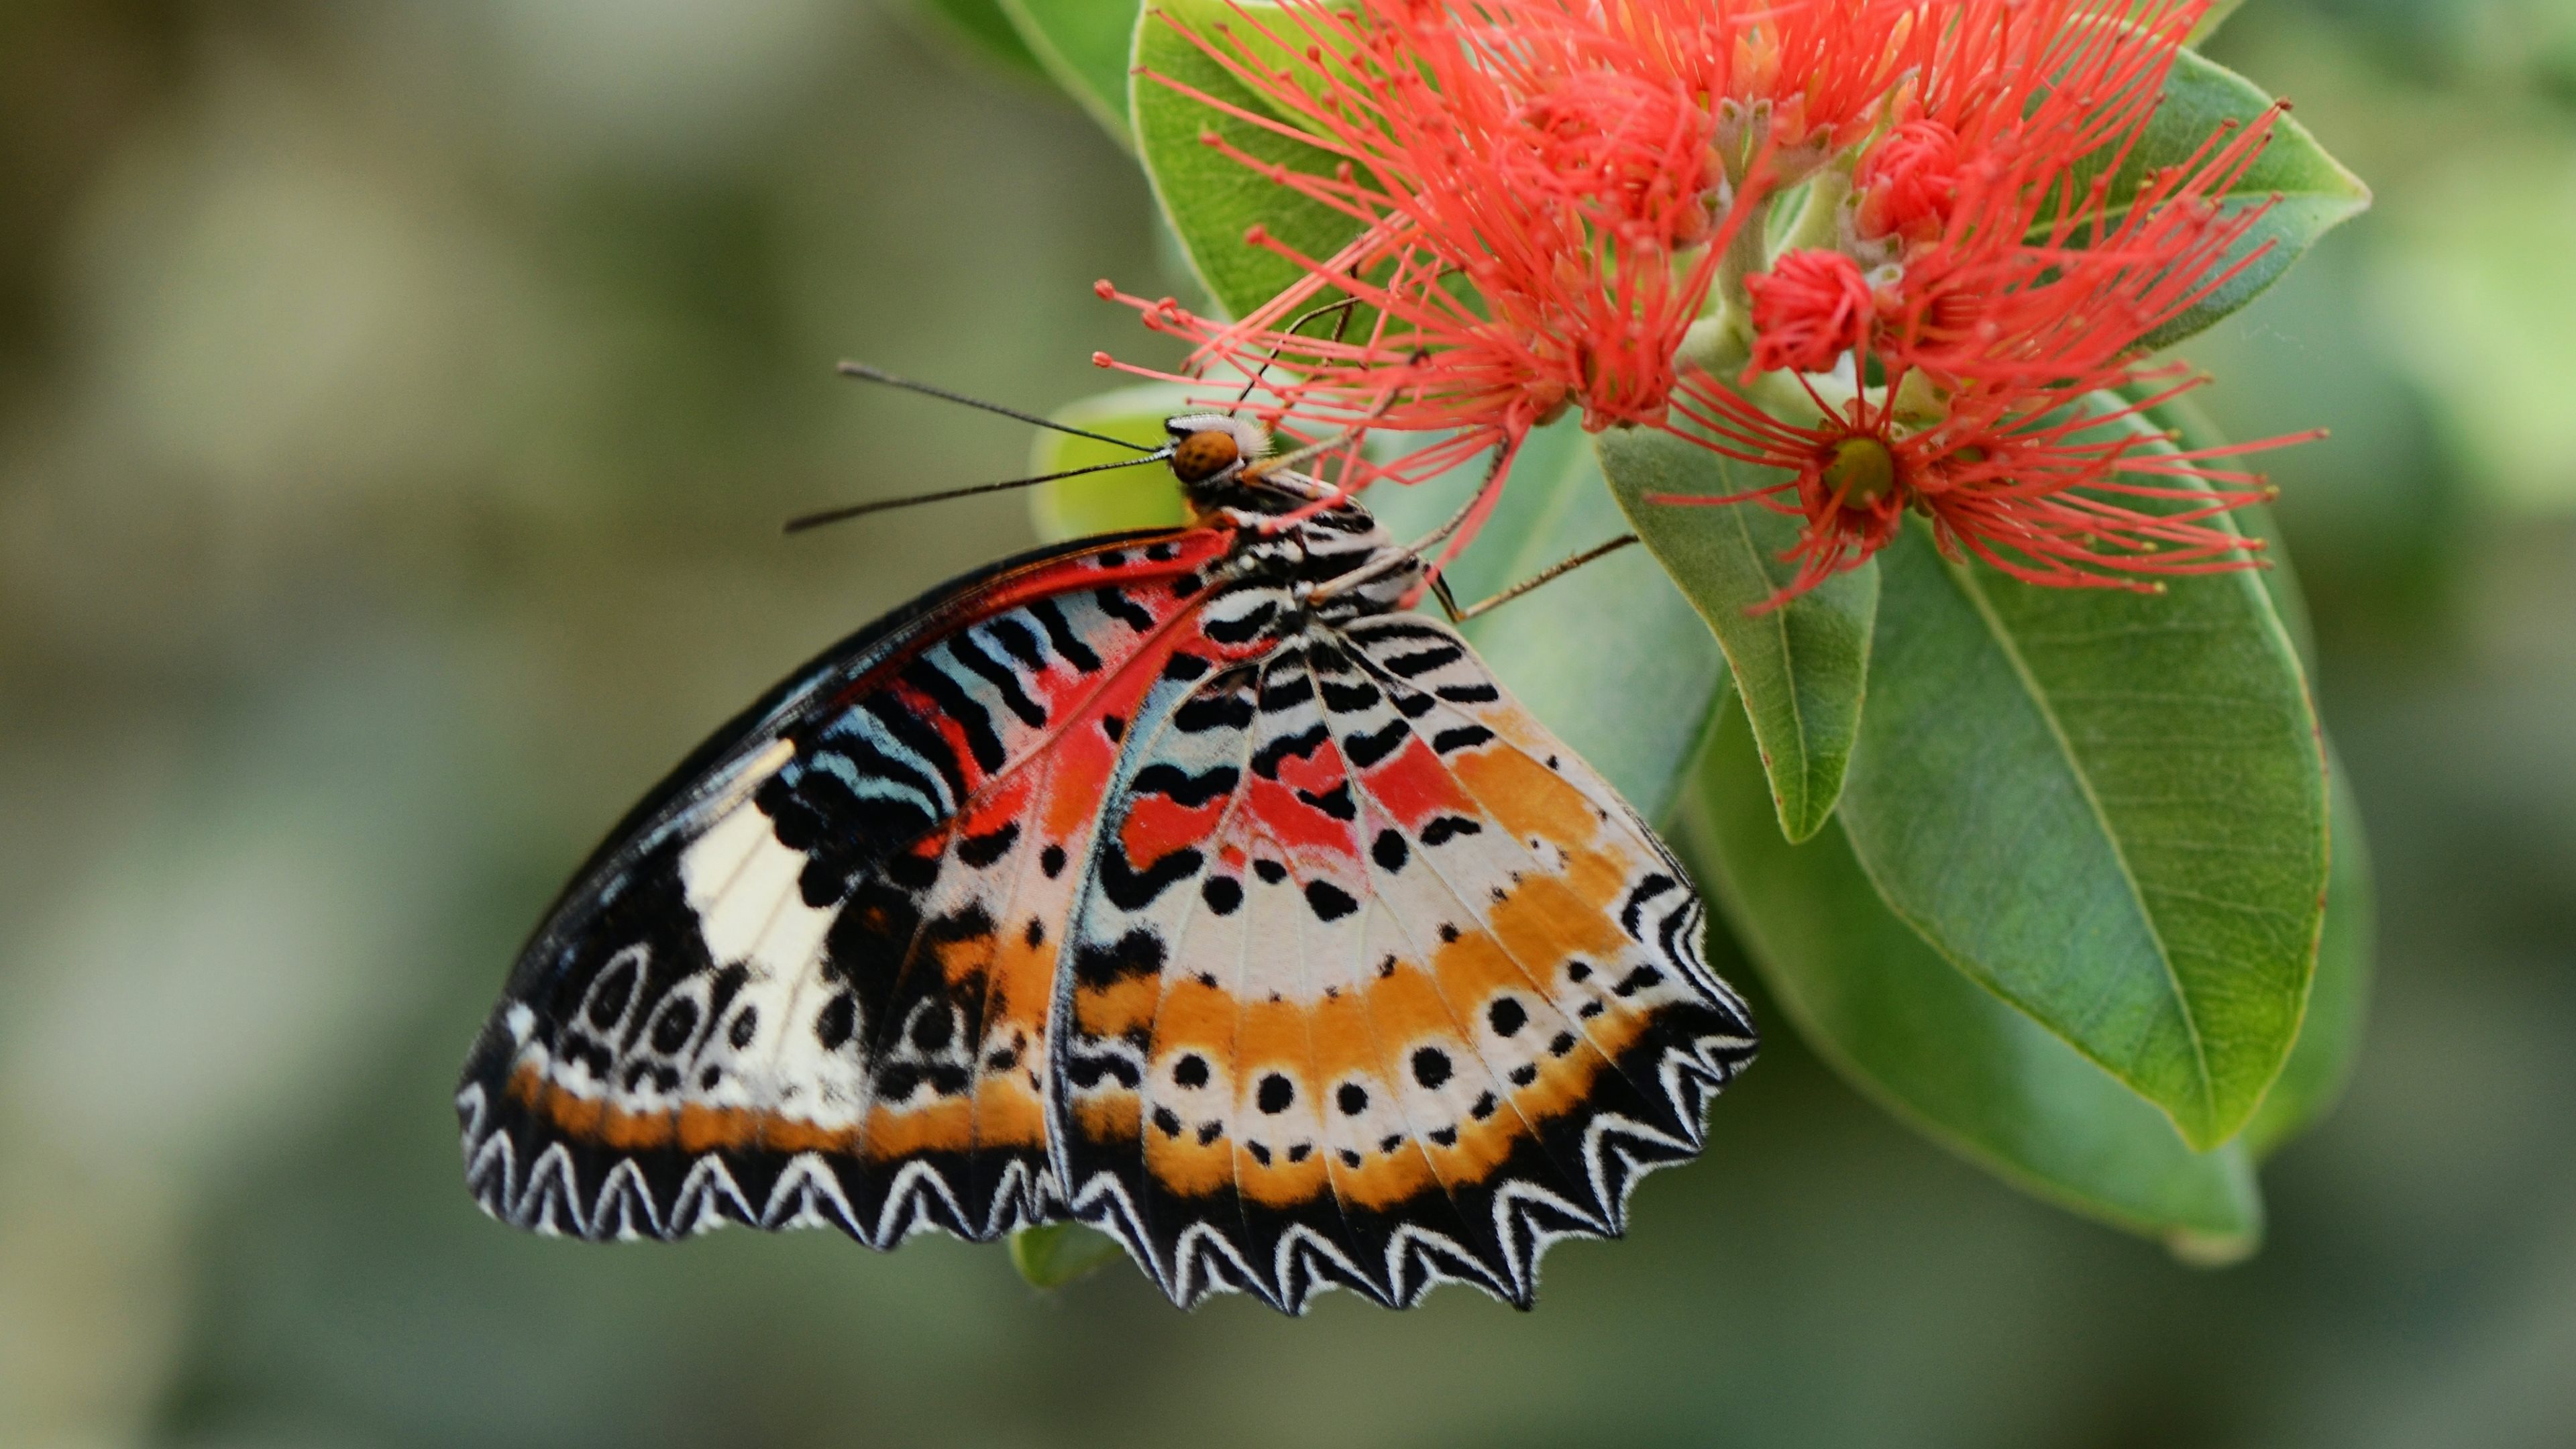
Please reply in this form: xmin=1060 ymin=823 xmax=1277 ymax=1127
xmin=1165 ymin=413 xmax=1422 ymax=629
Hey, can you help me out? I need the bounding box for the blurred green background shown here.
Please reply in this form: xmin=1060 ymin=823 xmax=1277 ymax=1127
xmin=3 ymin=1 xmax=2573 ymax=1445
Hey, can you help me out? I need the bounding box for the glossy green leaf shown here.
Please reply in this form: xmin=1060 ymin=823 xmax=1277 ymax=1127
xmin=1835 ymin=454 xmax=2328 ymax=1151
xmin=1000 ymin=0 xmax=1143 ymax=143
xmin=2131 ymin=386 xmax=2372 ymax=1155
xmin=1026 ymin=382 xmax=1194 ymax=541
xmin=910 ymin=0 xmax=1052 ymax=80
xmin=1596 ymin=424 xmax=1876 ymax=842
xmin=2243 ymin=753 xmax=2373 ymax=1157
xmin=1684 ymin=698 xmax=2264 ymax=1255
xmin=1134 ymin=0 xmax=1368 ymax=320
xmin=2057 ymin=42 xmax=2369 ymax=351
xmin=1008 ymin=1223 xmax=1128 ymax=1289
xmin=1362 ymin=419 xmax=1728 ymax=819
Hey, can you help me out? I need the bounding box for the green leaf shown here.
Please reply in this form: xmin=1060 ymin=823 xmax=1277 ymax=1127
xmin=1596 ymin=425 xmax=1876 ymax=842
xmin=1000 ymin=0 xmax=1143 ymax=144
xmin=1834 ymin=445 xmax=2328 ymax=1150
xmin=2062 ymin=43 xmax=2368 ymax=351
xmin=1133 ymin=0 xmax=1369 ymax=320
xmin=2126 ymin=0 xmax=2245 ymax=43
xmin=1363 ymin=419 xmax=1728 ymax=819
xmin=910 ymin=0 xmax=1053 ymax=80
xmin=2127 ymin=384 xmax=2371 ymax=1155
xmin=1683 ymin=697 xmax=2264 ymax=1255
xmin=1008 ymin=1223 xmax=1128 ymax=1289
xmin=2242 ymin=747 xmax=2373 ymax=1157
xmin=1026 ymin=382 xmax=1194 ymax=541
xmin=2189 ymin=0 xmax=2247 ymax=43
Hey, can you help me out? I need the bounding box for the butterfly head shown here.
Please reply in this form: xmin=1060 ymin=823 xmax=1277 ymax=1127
xmin=1163 ymin=413 xmax=1351 ymax=523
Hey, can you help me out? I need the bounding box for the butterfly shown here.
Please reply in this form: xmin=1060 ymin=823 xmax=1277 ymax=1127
xmin=455 ymin=405 xmax=1758 ymax=1312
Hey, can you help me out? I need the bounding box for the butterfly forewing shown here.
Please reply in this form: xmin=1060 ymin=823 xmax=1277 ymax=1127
xmin=458 ymin=529 xmax=1234 ymax=1246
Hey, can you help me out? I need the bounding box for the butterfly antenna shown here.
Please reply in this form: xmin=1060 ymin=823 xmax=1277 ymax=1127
xmin=1228 ymin=296 xmax=1362 ymax=411
xmin=1452 ymin=535 xmax=1640 ymax=622
xmin=838 ymin=361 xmax=1157 ymax=453
xmin=783 ymin=451 xmax=1172 ymax=534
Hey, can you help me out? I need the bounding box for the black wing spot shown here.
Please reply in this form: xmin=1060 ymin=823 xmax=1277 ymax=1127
xmin=1303 ymin=880 xmax=1359 ymax=922
xmin=1371 ymin=828 xmax=1409 ymax=873
xmin=1509 ymin=1063 xmax=1538 ymax=1087
xmin=1152 ymin=1106 xmax=1183 ymax=1137
xmin=1379 ymin=644 xmax=1465 ymax=678
xmin=649 ymin=1000 xmax=700 ymax=1055
xmin=957 ymin=820 xmax=1020 ymax=868
xmin=1296 ymin=782 xmax=1356 ymax=820
xmin=1378 ymin=1134 xmax=1403 ymax=1154
xmin=1256 ymin=1074 xmax=1294 ymax=1114
xmin=1204 ymin=599 xmax=1279 ymax=644
xmin=1578 ymin=1000 xmax=1605 ymax=1019
xmin=1162 ymin=651 xmax=1212 ymax=682
xmin=1040 ymin=844 xmax=1068 ymax=878
xmin=1287 ymin=1143 xmax=1312 ymax=1163
xmin=1025 ymin=917 xmax=1045 ymax=948
xmin=816 ymin=994 xmax=856 ymax=1051
xmin=1197 ymin=1121 xmax=1224 ymax=1145
xmin=1438 ymin=923 xmax=1460 ymax=943
xmin=728 ymin=1008 xmax=759 ymax=1049
xmin=1102 ymin=714 xmax=1126 ymax=743
xmin=1097 ymin=845 xmax=1203 ymax=910
xmin=1248 ymin=1142 xmax=1273 ymax=1166
xmin=1071 ymin=928 xmax=1166 ymax=990
xmin=1488 ymin=997 xmax=1527 ymax=1038
xmin=1411 ymin=1046 xmax=1453 ymax=1089
xmin=1566 ymin=961 xmax=1593 ymax=982
xmin=1132 ymin=762 xmax=1241 ymax=808
xmin=1337 ymin=1083 xmax=1368 ymax=1116
xmin=1428 ymin=1126 xmax=1458 ymax=1147
xmin=1470 ymin=1091 xmax=1497 ymax=1120
xmin=1431 ymin=724 xmax=1496 ymax=754
xmin=910 ymin=1007 xmax=953 ymax=1052
xmin=1339 ymin=1149 xmax=1362 ymax=1167
xmin=1615 ymin=965 xmax=1665 ymax=997
xmin=1250 ymin=722 xmax=1330 ymax=779
xmin=1175 ymin=1053 xmax=1211 ymax=1089
xmin=1095 ymin=586 xmax=1155 ymax=631
xmin=698 ymin=1066 xmax=722 ymax=1091
xmin=1201 ymin=875 xmax=1244 ymax=916
xmin=1420 ymin=814 xmax=1484 ymax=847
xmin=1435 ymin=682 xmax=1501 ymax=704
xmin=1253 ymin=859 xmax=1287 ymax=885
xmin=1342 ymin=720 xmax=1409 ymax=767
xmin=1376 ymin=955 xmax=1398 ymax=979
xmin=1025 ymin=592 xmax=1097 ymax=670
xmin=1548 ymin=1031 xmax=1576 ymax=1057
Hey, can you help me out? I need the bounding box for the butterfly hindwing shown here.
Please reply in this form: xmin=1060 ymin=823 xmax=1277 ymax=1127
xmin=1055 ymin=606 xmax=1758 ymax=1311
xmin=457 ymin=529 xmax=1236 ymax=1246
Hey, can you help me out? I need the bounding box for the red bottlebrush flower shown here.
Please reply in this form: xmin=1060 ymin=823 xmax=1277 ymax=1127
xmin=1090 ymin=0 xmax=1946 ymax=556
xmin=1648 ymin=0 xmax=2318 ymax=600
xmin=1852 ymin=119 xmax=1966 ymax=246
xmin=1745 ymin=249 xmax=1875 ymax=376
xmin=1661 ymin=367 xmax=2300 ymax=604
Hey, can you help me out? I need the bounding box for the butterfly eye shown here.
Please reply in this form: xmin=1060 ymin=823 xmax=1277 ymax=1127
xmin=1170 ymin=429 xmax=1242 ymax=484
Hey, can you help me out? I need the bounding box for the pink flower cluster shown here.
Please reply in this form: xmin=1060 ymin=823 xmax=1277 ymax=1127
xmin=1097 ymin=0 xmax=2310 ymax=600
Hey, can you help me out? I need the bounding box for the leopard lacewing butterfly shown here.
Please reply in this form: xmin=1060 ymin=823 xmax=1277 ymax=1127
xmin=455 ymin=395 xmax=1757 ymax=1312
